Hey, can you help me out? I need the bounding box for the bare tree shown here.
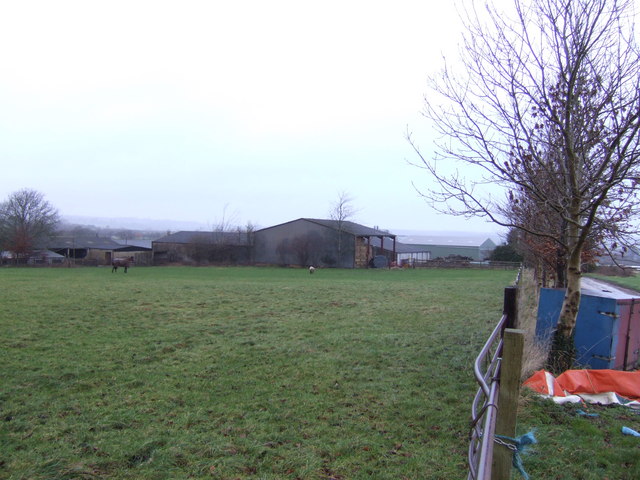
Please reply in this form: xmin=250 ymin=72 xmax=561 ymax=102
xmin=329 ymin=191 xmax=358 ymax=263
xmin=0 ymin=189 xmax=60 ymax=261
xmin=244 ymin=221 xmax=257 ymax=264
xmin=409 ymin=0 xmax=640 ymax=370
xmin=329 ymin=191 xmax=357 ymax=224
xmin=212 ymin=204 xmax=238 ymax=234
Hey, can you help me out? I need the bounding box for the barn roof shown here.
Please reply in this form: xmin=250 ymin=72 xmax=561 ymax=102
xmin=46 ymin=236 xmax=126 ymax=250
xmin=153 ymin=230 xmax=251 ymax=246
xmin=397 ymin=234 xmax=496 ymax=249
xmin=363 ymin=237 xmax=427 ymax=253
xmin=303 ymin=218 xmax=396 ymax=238
xmin=394 ymin=242 xmax=431 ymax=254
xmin=38 ymin=249 xmax=66 ymax=259
xmin=115 ymin=244 xmax=152 ymax=252
xmin=257 ymin=218 xmax=396 ymax=238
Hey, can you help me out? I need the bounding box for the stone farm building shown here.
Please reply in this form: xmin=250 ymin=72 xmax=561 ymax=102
xmin=253 ymin=218 xmax=398 ymax=268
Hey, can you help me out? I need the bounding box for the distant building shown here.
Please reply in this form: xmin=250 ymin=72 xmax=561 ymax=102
xmin=1 ymin=249 xmax=65 ymax=265
xmin=394 ymin=242 xmax=432 ymax=264
xmin=597 ymin=248 xmax=640 ymax=269
xmin=397 ymin=234 xmax=497 ymax=262
xmin=46 ymin=236 xmax=152 ymax=265
xmin=150 ymin=223 xmax=498 ymax=268
xmin=254 ymin=218 xmax=397 ymax=268
xmin=27 ymin=249 xmax=66 ymax=265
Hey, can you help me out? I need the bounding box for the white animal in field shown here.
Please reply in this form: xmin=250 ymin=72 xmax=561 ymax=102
xmin=309 ymin=266 xmax=316 ymax=274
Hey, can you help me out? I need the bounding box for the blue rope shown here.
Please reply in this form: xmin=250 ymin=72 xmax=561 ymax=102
xmin=576 ymin=409 xmax=599 ymax=418
xmin=495 ymin=431 xmax=537 ymax=480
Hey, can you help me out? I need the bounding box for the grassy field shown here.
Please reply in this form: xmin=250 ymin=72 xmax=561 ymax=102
xmin=2 ymin=266 xmax=639 ymax=480
xmin=589 ymin=271 xmax=640 ymax=293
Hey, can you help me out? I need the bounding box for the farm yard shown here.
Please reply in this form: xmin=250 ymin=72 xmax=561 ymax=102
xmin=2 ymin=267 xmax=639 ymax=479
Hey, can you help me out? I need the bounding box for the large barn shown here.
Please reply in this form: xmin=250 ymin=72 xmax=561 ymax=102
xmin=253 ymin=218 xmax=397 ymax=268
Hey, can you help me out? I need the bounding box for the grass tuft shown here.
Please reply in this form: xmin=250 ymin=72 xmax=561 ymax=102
xmin=516 ymin=269 xmax=550 ymax=380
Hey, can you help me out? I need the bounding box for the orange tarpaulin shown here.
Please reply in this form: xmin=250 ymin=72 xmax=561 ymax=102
xmin=524 ymin=369 xmax=640 ymax=403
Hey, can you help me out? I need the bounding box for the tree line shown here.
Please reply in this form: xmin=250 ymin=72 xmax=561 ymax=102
xmin=411 ymin=0 xmax=640 ymax=371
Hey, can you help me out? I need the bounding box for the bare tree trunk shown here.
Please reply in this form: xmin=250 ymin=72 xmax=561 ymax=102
xmin=329 ymin=191 xmax=357 ymax=267
xmin=548 ymin=238 xmax=582 ymax=373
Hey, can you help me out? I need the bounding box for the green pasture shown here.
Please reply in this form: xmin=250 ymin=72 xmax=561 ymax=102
xmin=1 ymin=266 xmax=638 ymax=479
xmin=589 ymin=271 xmax=640 ymax=292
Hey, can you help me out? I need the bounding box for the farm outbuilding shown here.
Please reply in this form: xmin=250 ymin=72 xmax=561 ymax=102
xmin=152 ymin=230 xmax=253 ymax=265
xmin=27 ymin=250 xmax=65 ymax=265
xmin=394 ymin=243 xmax=433 ymax=266
xmin=46 ymin=236 xmax=152 ymax=266
xmin=253 ymin=218 xmax=397 ymax=268
xmin=396 ymin=234 xmax=497 ymax=262
xmin=1 ymin=249 xmax=66 ymax=266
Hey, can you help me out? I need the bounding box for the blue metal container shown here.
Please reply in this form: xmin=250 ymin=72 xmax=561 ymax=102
xmin=536 ymin=282 xmax=640 ymax=370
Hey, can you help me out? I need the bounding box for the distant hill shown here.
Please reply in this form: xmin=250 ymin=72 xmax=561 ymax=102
xmin=62 ymin=215 xmax=210 ymax=232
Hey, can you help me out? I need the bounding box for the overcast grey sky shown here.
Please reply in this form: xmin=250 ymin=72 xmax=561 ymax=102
xmin=0 ymin=0 xmax=504 ymax=235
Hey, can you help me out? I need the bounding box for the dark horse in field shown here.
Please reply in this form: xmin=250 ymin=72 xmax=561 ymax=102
xmin=112 ymin=256 xmax=134 ymax=273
